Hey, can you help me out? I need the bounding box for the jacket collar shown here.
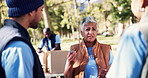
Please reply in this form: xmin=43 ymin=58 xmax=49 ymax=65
xmin=4 ymin=19 xmax=31 ymax=43
xmin=81 ymin=39 xmax=100 ymax=49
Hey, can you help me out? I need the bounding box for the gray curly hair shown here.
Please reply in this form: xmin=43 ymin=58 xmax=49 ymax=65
xmin=80 ymin=16 xmax=98 ymax=31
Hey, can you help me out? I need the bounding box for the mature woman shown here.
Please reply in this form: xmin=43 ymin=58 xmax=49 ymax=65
xmin=106 ymin=0 xmax=148 ymax=78
xmin=64 ymin=16 xmax=114 ymax=78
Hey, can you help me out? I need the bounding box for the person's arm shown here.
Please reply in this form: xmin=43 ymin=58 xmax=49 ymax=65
xmin=64 ymin=50 xmax=77 ymax=78
xmin=106 ymin=28 xmax=147 ymax=78
xmin=108 ymin=50 xmax=114 ymax=66
xmin=51 ymin=35 xmax=61 ymax=51
xmin=54 ymin=43 xmax=61 ymax=50
xmin=64 ymin=60 xmax=74 ymax=78
xmin=38 ymin=38 xmax=44 ymax=53
xmin=1 ymin=41 xmax=34 ymax=78
xmin=99 ymin=50 xmax=114 ymax=77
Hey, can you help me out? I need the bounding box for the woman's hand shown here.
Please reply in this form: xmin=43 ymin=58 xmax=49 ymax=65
xmin=67 ymin=50 xmax=77 ymax=64
xmin=98 ymin=67 xmax=108 ymax=78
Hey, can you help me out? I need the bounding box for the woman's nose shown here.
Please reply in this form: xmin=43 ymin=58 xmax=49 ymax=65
xmin=88 ymin=30 xmax=93 ymax=34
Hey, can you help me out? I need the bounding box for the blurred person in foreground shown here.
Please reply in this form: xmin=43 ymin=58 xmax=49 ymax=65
xmin=0 ymin=0 xmax=45 ymax=78
xmin=38 ymin=27 xmax=61 ymax=53
xmin=64 ymin=16 xmax=114 ymax=78
xmin=106 ymin=0 xmax=148 ymax=78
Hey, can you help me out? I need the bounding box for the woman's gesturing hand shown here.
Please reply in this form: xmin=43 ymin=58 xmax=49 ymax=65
xmin=67 ymin=50 xmax=77 ymax=64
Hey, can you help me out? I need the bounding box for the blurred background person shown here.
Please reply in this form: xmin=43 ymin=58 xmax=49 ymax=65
xmin=106 ymin=0 xmax=148 ymax=78
xmin=38 ymin=27 xmax=61 ymax=53
xmin=64 ymin=16 xmax=114 ymax=78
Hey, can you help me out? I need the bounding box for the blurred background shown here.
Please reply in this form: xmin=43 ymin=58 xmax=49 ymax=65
xmin=0 ymin=0 xmax=138 ymax=54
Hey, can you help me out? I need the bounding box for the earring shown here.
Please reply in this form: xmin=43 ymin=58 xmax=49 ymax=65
xmin=139 ymin=8 xmax=145 ymax=12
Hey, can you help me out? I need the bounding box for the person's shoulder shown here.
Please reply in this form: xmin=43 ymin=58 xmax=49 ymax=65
xmin=52 ymin=33 xmax=56 ymax=36
xmin=123 ymin=23 xmax=140 ymax=36
xmin=100 ymin=43 xmax=110 ymax=47
xmin=120 ymin=23 xmax=146 ymax=46
xmin=118 ymin=23 xmax=140 ymax=40
xmin=51 ymin=34 xmax=58 ymax=38
xmin=3 ymin=41 xmax=32 ymax=57
xmin=55 ymin=34 xmax=60 ymax=37
xmin=42 ymin=37 xmax=47 ymax=41
xmin=6 ymin=41 xmax=30 ymax=49
xmin=70 ymin=43 xmax=80 ymax=50
xmin=71 ymin=43 xmax=80 ymax=47
xmin=71 ymin=43 xmax=80 ymax=48
xmin=99 ymin=43 xmax=111 ymax=49
xmin=0 ymin=24 xmax=17 ymax=35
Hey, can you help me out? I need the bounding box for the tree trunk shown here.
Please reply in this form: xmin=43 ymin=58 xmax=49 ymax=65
xmin=42 ymin=2 xmax=52 ymax=30
xmin=73 ymin=0 xmax=80 ymax=43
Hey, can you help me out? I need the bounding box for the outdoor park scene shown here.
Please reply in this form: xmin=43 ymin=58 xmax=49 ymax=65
xmin=0 ymin=0 xmax=134 ymax=52
xmin=0 ymin=0 xmax=141 ymax=78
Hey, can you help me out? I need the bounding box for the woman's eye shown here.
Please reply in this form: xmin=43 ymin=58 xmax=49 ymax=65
xmin=93 ymin=28 xmax=96 ymax=31
xmin=86 ymin=29 xmax=90 ymax=31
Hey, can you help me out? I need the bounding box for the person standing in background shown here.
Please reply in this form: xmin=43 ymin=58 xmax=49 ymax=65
xmin=0 ymin=0 xmax=45 ymax=78
xmin=106 ymin=0 xmax=148 ymax=78
xmin=64 ymin=16 xmax=114 ymax=78
xmin=38 ymin=27 xmax=61 ymax=53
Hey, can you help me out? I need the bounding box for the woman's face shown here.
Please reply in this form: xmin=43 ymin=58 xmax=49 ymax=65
xmin=81 ymin=22 xmax=98 ymax=43
xmin=131 ymin=0 xmax=141 ymax=19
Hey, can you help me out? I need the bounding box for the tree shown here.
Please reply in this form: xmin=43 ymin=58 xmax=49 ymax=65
xmin=0 ymin=0 xmax=7 ymax=27
xmin=42 ymin=0 xmax=52 ymax=30
xmin=109 ymin=0 xmax=135 ymax=26
xmin=1 ymin=0 xmax=135 ymax=43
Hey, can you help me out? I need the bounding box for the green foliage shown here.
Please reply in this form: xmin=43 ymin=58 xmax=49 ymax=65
xmin=0 ymin=0 xmax=8 ymax=26
xmin=0 ymin=0 xmax=136 ymax=41
xmin=109 ymin=0 xmax=135 ymax=23
xmin=45 ymin=0 xmax=65 ymax=34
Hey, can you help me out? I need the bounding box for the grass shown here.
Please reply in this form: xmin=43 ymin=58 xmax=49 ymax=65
xmin=97 ymin=35 xmax=120 ymax=55
xmin=97 ymin=35 xmax=119 ymax=45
